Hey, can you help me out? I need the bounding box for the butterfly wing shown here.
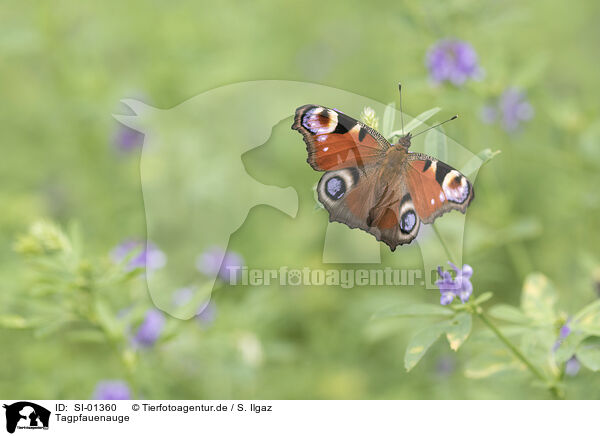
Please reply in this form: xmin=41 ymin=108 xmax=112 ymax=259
xmin=292 ymin=105 xmax=390 ymax=171
xmin=316 ymin=165 xmax=421 ymax=251
xmin=405 ymin=153 xmax=474 ymax=223
xmin=293 ymin=105 xmax=474 ymax=251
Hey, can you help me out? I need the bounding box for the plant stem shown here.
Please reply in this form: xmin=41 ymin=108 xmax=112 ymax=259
xmin=432 ymin=222 xmax=456 ymax=265
xmin=476 ymin=310 xmax=562 ymax=399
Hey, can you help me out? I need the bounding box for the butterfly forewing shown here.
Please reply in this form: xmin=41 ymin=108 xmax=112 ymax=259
xmin=406 ymin=153 xmax=474 ymax=223
xmin=292 ymin=105 xmax=390 ymax=171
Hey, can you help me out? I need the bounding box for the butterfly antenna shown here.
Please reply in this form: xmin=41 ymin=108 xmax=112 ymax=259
xmin=398 ymin=83 xmax=405 ymax=136
xmin=412 ymin=115 xmax=458 ymax=138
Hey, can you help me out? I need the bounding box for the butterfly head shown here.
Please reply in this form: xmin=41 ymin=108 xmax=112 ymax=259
xmin=395 ymin=133 xmax=412 ymax=150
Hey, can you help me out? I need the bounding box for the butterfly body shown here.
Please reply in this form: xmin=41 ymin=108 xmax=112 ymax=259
xmin=292 ymin=104 xmax=474 ymax=251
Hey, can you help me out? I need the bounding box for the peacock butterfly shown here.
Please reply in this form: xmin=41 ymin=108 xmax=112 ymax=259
xmin=291 ymin=86 xmax=474 ymax=251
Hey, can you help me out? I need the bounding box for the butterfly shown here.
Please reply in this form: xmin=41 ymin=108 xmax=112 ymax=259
xmin=291 ymin=93 xmax=474 ymax=251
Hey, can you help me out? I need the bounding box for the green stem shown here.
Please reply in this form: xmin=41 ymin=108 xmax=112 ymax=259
xmin=432 ymin=222 xmax=456 ymax=265
xmin=476 ymin=310 xmax=562 ymax=399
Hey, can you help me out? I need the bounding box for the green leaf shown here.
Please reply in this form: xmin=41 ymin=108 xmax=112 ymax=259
xmin=403 ymin=107 xmax=441 ymax=133
xmin=33 ymin=319 xmax=71 ymax=338
xmin=388 ymin=107 xmax=441 ymax=138
xmin=446 ymin=313 xmax=472 ymax=351
xmin=572 ymin=300 xmax=600 ymax=336
xmin=519 ymin=328 xmax=556 ymax=370
xmin=488 ymin=304 xmax=531 ymax=324
xmin=473 ymin=292 xmax=493 ymax=305
xmin=382 ymin=102 xmax=395 ymax=138
xmin=477 ymin=148 xmax=501 ymax=166
xmin=464 ymin=347 xmax=523 ymax=379
xmin=0 ymin=314 xmax=29 ymax=329
xmin=576 ymin=338 xmax=600 ymax=371
xmin=478 ymin=324 xmax=532 ymax=339
xmin=373 ymin=303 xmax=453 ymax=320
xmin=404 ymin=320 xmax=451 ymax=372
xmin=94 ymin=300 xmax=121 ymax=339
xmin=520 ymin=273 xmax=557 ymax=323
xmin=65 ymin=329 xmax=106 ymax=343
xmin=554 ymin=331 xmax=587 ymax=364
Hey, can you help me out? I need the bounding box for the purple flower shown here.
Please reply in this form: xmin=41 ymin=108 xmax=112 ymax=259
xmin=426 ymin=39 xmax=482 ymax=86
xmin=111 ymin=240 xmax=166 ymax=272
xmin=133 ymin=309 xmax=166 ymax=347
xmin=196 ymin=301 xmax=217 ymax=326
xmin=435 ymin=262 xmax=473 ymax=305
xmin=114 ymin=124 xmax=144 ymax=152
xmin=565 ymin=356 xmax=580 ymax=376
xmin=196 ymin=247 xmax=244 ymax=282
xmin=553 ymin=320 xmax=572 ymax=352
xmin=92 ymin=380 xmax=131 ymax=400
xmin=559 ymin=323 xmax=571 ymax=339
xmin=172 ymin=287 xmax=195 ymax=307
xmin=172 ymin=287 xmax=217 ymax=326
xmin=436 ymin=355 xmax=457 ymax=376
xmin=481 ymin=87 xmax=534 ymax=132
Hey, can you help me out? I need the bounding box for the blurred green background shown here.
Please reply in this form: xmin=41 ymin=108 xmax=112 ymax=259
xmin=2 ymin=0 xmax=600 ymax=399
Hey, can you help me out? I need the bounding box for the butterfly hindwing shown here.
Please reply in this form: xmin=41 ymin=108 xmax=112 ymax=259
xmin=316 ymin=165 xmax=421 ymax=251
xmin=406 ymin=153 xmax=474 ymax=223
xmin=292 ymin=105 xmax=390 ymax=171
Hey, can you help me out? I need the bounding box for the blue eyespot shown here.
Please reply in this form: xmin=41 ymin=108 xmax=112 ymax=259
xmin=400 ymin=210 xmax=416 ymax=234
xmin=326 ymin=176 xmax=345 ymax=200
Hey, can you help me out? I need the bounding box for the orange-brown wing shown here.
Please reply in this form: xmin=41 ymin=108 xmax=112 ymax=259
xmin=292 ymin=105 xmax=390 ymax=171
xmin=405 ymin=153 xmax=474 ymax=223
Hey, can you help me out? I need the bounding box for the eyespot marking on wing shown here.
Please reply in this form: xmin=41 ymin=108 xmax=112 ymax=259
xmin=325 ymin=176 xmax=346 ymax=200
xmin=317 ymin=168 xmax=358 ymax=207
xmin=302 ymin=107 xmax=338 ymax=134
xmin=442 ymin=170 xmax=470 ymax=204
xmin=398 ymin=193 xmax=419 ymax=235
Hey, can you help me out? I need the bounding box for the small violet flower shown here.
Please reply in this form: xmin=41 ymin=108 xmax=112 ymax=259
xmin=196 ymin=301 xmax=217 ymax=326
xmin=435 ymin=355 xmax=457 ymax=377
xmin=92 ymin=380 xmax=131 ymax=400
xmin=111 ymin=240 xmax=166 ymax=272
xmin=196 ymin=247 xmax=244 ymax=283
xmin=553 ymin=320 xmax=580 ymax=375
xmin=133 ymin=308 xmax=166 ymax=347
xmin=114 ymin=124 xmax=144 ymax=152
xmin=559 ymin=323 xmax=571 ymax=340
xmin=435 ymin=262 xmax=473 ymax=305
xmin=481 ymin=87 xmax=534 ymax=132
xmin=553 ymin=319 xmax=572 ymax=351
xmin=426 ymin=39 xmax=482 ymax=86
xmin=172 ymin=287 xmax=217 ymax=326
xmin=565 ymin=356 xmax=581 ymax=377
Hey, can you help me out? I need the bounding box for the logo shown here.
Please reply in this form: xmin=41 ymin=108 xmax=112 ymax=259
xmin=3 ymin=402 xmax=50 ymax=434
xmin=114 ymin=81 xmax=485 ymax=319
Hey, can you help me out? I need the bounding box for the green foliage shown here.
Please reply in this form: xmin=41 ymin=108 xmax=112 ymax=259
xmin=1 ymin=0 xmax=600 ymax=400
xmin=396 ymin=271 xmax=600 ymax=398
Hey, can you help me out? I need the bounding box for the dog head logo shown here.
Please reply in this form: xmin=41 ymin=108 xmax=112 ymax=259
xmin=3 ymin=402 xmax=50 ymax=434
xmin=114 ymin=81 xmax=486 ymax=317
